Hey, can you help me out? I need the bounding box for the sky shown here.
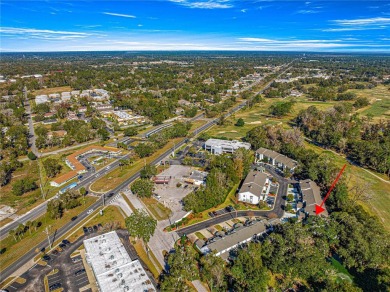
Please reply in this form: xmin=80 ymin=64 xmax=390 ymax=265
xmin=1 ymin=0 xmax=390 ymax=52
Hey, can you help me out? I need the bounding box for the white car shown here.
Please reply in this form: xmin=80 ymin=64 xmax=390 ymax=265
xmin=87 ymin=209 xmax=93 ymax=214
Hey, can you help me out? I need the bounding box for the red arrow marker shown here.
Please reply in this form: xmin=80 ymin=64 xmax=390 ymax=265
xmin=315 ymin=164 xmax=347 ymax=215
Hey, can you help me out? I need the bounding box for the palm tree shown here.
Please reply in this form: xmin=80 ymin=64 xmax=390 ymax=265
xmin=26 ymin=221 xmax=32 ymax=234
xmin=9 ymin=229 xmax=17 ymax=241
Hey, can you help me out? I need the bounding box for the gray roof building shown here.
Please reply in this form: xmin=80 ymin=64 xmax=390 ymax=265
xmin=238 ymin=170 xmax=268 ymax=199
xmin=299 ymin=179 xmax=328 ymax=217
xmin=256 ymin=147 xmax=298 ymax=171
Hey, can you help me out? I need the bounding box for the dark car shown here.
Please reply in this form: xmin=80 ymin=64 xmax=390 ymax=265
xmin=62 ymin=239 xmax=70 ymax=245
xmin=75 ymin=269 xmax=86 ymax=276
xmin=225 ymin=205 xmax=234 ymax=212
xmin=208 ymin=212 xmax=215 ymax=218
xmin=51 ymin=250 xmax=59 ymax=255
xmin=83 ymin=226 xmax=88 ymax=234
xmin=93 ymin=225 xmax=98 ymax=231
xmin=107 ymin=192 xmax=114 ymax=198
xmin=72 ymin=257 xmax=82 ymax=263
xmin=59 ymin=243 xmax=66 ymax=248
xmin=42 ymin=255 xmax=51 ymax=262
xmin=97 ymin=223 xmax=103 ymax=228
xmin=71 ymin=216 xmax=78 ymax=221
xmin=49 ymin=283 xmax=61 ymax=291
xmin=212 ymin=211 xmax=218 ymax=216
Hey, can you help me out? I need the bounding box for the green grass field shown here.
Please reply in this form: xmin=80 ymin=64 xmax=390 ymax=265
xmin=207 ymin=97 xmax=336 ymax=140
xmin=141 ymin=198 xmax=172 ymax=221
xmin=352 ymin=85 xmax=390 ymax=120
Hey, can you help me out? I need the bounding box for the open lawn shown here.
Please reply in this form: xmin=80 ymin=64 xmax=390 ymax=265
xmin=0 ymin=196 xmax=97 ymax=270
xmin=207 ymin=97 xmax=336 ymax=140
xmin=305 ymin=142 xmax=390 ymax=232
xmin=352 ymin=85 xmax=390 ymax=120
xmin=133 ymin=240 xmax=161 ymax=278
xmin=90 ymin=137 xmax=183 ymax=192
xmin=67 ymin=205 xmax=126 ymax=243
xmin=32 ymin=86 xmax=72 ymax=95
xmin=141 ymin=198 xmax=172 ymax=221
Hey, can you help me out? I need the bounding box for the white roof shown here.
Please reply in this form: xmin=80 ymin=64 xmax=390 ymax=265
xmin=205 ymin=138 xmax=251 ymax=150
xmin=84 ymin=231 xmax=155 ymax=292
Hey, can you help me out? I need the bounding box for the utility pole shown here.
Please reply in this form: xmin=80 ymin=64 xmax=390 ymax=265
xmin=43 ymin=226 xmax=52 ymax=249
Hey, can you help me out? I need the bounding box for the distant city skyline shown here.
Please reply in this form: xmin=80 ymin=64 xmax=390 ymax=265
xmin=1 ymin=0 xmax=390 ymax=52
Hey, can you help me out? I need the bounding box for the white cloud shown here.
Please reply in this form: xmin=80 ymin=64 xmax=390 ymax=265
xmin=333 ymin=17 xmax=390 ymax=26
xmin=103 ymin=12 xmax=136 ymax=18
xmin=241 ymin=9 xmax=247 ymax=13
xmin=296 ymin=9 xmax=319 ymax=14
xmin=0 ymin=27 xmax=93 ymax=40
xmin=325 ymin=17 xmax=390 ymax=31
xmin=169 ymin=0 xmax=233 ymax=9
xmin=237 ymin=37 xmax=348 ymax=49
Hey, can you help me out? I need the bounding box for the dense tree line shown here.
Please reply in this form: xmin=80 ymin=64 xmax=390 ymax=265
xmin=183 ymin=148 xmax=253 ymax=212
xmin=134 ymin=122 xmax=191 ymax=158
xmin=295 ymin=105 xmax=390 ymax=175
xmin=47 ymin=190 xmax=82 ymax=219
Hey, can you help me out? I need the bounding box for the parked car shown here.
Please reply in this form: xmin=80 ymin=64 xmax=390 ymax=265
xmin=225 ymin=205 xmax=234 ymax=212
xmin=56 ymin=247 xmax=63 ymax=252
xmin=75 ymin=269 xmax=86 ymax=276
xmin=72 ymin=257 xmax=82 ymax=263
xmin=59 ymin=243 xmax=66 ymax=249
xmin=51 ymin=250 xmax=59 ymax=255
xmin=208 ymin=212 xmax=215 ymax=218
xmin=49 ymin=283 xmax=61 ymax=291
xmin=42 ymin=255 xmax=51 ymax=262
xmin=62 ymin=239 xmax=70 ymax=245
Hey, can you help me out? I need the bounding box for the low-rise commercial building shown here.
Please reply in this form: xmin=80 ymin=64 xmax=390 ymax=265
xmin=184 ymin=170 xmax=208 ymax=186
xmin=35 ymin=95 xmax=49 ymax=105
xmin=204 ymin=139 xmax=251 ymax=155
xmin=84 ymin=231 xmax=155 ymax=292
xmin=50 ymin=145 xmax=120 ymax=187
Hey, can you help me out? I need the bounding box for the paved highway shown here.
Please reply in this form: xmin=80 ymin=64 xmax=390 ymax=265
xmin=0 ymin=63 xmax=294 ymax=282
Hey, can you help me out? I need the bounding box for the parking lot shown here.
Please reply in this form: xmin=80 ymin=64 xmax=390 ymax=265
xmin=47 ymin=269 xmax=64 ymax=291
xmin=153 ymin=165 xmax=196 ymax=222
xmin=69 ymin=256 xmax=89 ymax=290
xmin=208 ymin=205 xmax=235 ymax=218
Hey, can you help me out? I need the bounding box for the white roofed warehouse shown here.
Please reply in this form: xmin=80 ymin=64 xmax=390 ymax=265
xmin=83 ymin=231 xmax=155 ymax=292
